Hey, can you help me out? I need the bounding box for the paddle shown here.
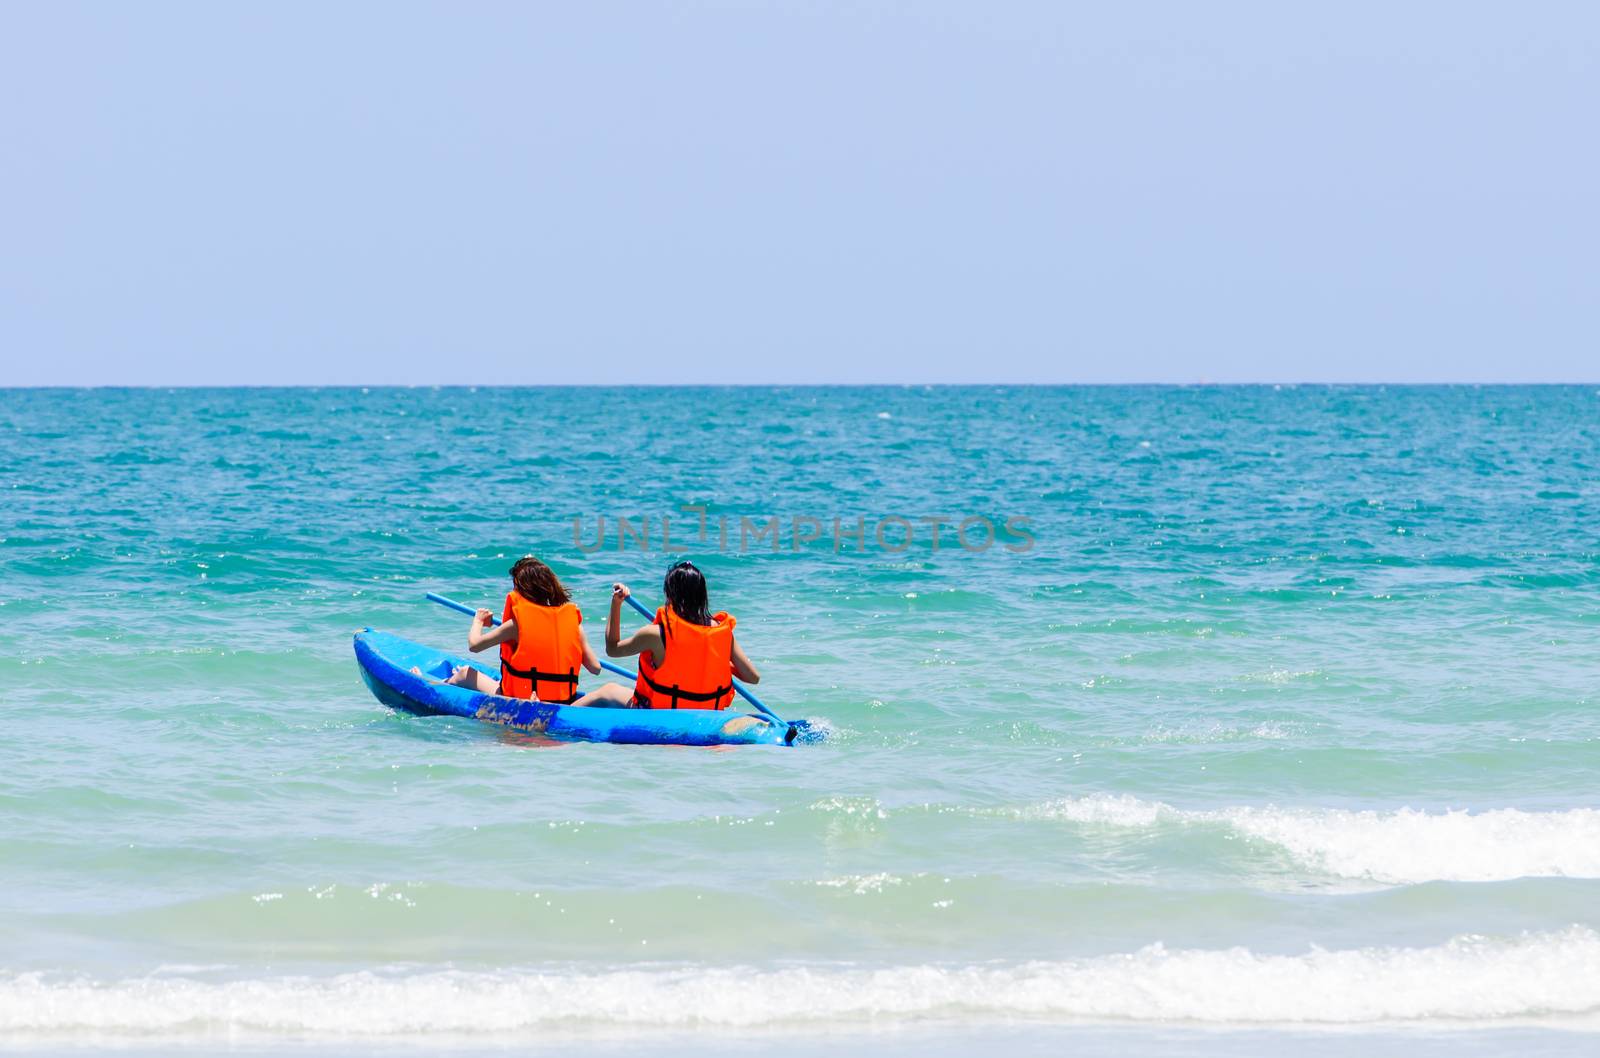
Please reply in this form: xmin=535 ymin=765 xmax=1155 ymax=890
xmin=423 ymin=592 xmax=638 ymax=682
xmin=618 ymin=591 xmax=791 ymax=730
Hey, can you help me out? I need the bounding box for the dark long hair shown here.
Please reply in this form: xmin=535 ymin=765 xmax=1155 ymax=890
xmin=509 ymin=556 xmax=571 ymax=607
xmin=663 ymin=560 xmax=713 ymax=626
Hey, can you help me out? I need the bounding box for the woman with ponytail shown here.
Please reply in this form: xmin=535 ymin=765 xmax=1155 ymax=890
xmin=570 ymin=560 xmax=760 ymax=709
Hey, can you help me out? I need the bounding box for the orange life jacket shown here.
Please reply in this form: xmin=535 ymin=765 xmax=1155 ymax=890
xmin=634 ymin=606 xmax=737 ymax=710
xmin=498 ymin=593 xmax=584 ymax=703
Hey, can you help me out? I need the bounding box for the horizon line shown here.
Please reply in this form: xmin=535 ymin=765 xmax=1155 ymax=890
xmin=5 ymin=381 xmax=1600 ymax=390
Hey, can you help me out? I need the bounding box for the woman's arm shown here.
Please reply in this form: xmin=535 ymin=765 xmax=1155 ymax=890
xmin=604 ymin=583 xmax=664 ymax=663
xmin=578 ymin=631 xmax=603 ymax=675
xmin=729 ymin=635 xmax=760 ymax=684
xmin=466 ymin=609 xmax=517 ymax=653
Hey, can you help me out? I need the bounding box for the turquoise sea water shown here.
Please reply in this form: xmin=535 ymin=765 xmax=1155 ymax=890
xmin=2 ymin=385 xmax=1598 ymax=1053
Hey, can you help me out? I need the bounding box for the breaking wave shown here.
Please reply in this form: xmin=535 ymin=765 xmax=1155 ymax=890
xmin=1017 ymin=795 xmax=1600 ymax=884
xmin=3 ymin=929 xmax=1597 ymax=1036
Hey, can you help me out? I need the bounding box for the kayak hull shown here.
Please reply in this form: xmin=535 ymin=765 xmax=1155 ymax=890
xmin=353 ymin=629 xmax=803 ymax=747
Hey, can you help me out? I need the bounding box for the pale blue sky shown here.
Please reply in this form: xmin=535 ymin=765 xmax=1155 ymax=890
xmin=2 ymin=2 xmax=1595 ymax=385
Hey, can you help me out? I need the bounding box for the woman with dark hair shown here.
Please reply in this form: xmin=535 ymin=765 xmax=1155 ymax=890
xmin=427 ymin=556 xmax=603 ymax=701
xmin=569 ymin=560 xmax=760 ymax=709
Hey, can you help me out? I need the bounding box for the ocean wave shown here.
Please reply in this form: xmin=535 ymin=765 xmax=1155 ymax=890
xmin=1136 ymin=720 xmax=1298 ymax=744
xmin=2 ymin=929 xmax=1596 ymax=1034
xmin=1017 ymin=796 xmax=1600 ymax=883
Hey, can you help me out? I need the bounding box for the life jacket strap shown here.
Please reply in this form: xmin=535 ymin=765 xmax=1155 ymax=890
xmin=500 ymin=662 xmax=579 ymax=685
xmin=500 ymin=663 xmax=580 ymax=703
xmin=639 ymin=670 xmax=732 ymax=709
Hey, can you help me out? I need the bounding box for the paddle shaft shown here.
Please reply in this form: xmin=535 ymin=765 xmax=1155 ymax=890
xmin=425 ymin=592 xmax=500 ymax=626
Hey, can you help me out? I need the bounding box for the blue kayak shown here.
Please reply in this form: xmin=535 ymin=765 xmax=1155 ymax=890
xmin=353 ymin=629 xmax=809 ymax=747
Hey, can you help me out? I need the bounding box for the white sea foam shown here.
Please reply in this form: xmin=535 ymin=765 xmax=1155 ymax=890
xmin=815 ymin=872 xmax=907 ymax=894
xmin=1138 ymin=721 xmax=1297 ymax=744
xmin=1019 ymin=795 xmax=1600 ymax=883
xmin=2 ymin=929 xmax=1597 ymax=1035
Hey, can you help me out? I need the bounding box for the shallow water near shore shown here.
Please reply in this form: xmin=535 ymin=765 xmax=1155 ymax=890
xmin=2 ymin=385 xmax=1598 ymax=1050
